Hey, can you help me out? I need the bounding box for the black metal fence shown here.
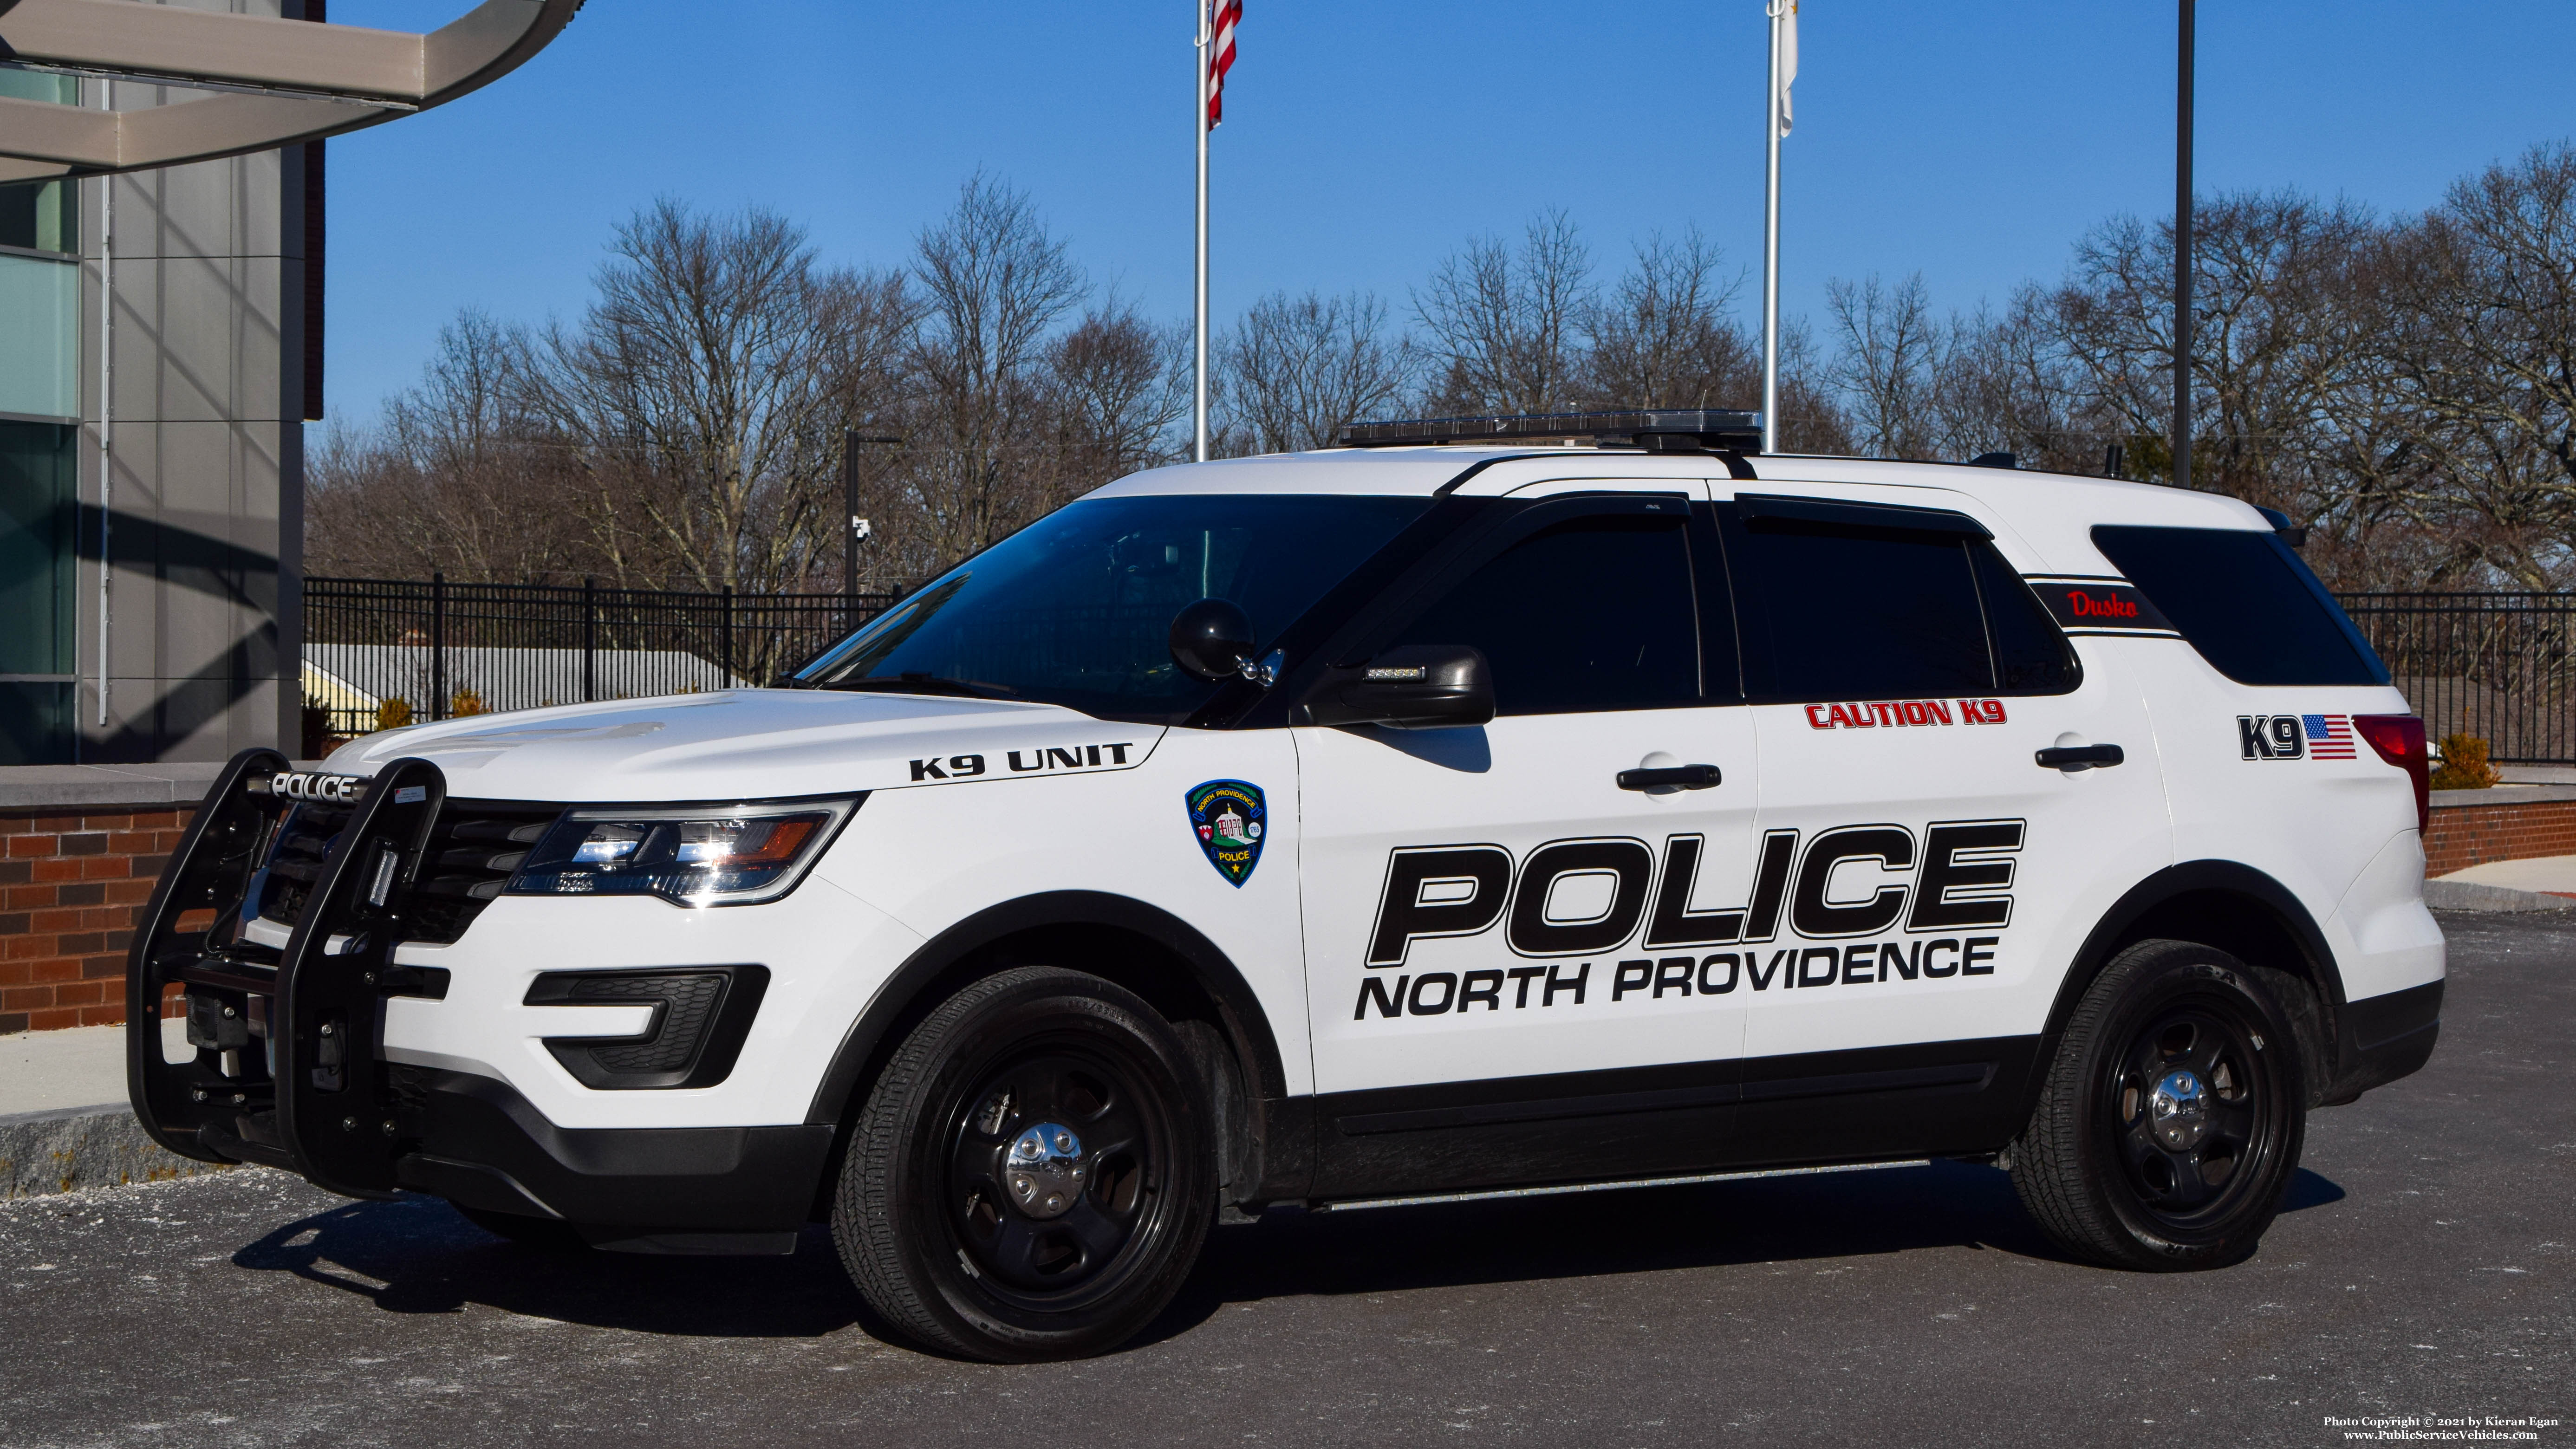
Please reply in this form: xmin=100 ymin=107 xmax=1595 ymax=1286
xmin=301 ymin=576 xmax=2576 ymax=762
xmin=302 ymin=575 xmax=898 ymax=738
xmin=2336 ymin=593 xmax=2576 ymax=763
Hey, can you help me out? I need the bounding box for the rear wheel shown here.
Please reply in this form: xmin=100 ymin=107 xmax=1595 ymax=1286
xmin=2010 ymin=938 xmax=2305 ymax=1270
xmin=833 ymin=967 xmax=1213 ymax=1361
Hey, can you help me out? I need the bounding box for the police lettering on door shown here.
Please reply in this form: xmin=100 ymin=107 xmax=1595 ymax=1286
xmin=1353 ymin=820 xmax=2023 ymax=1020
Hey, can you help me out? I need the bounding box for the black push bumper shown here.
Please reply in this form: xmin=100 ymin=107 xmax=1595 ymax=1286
xmin=2323 ymin=978 xmax=2442 ymax=1106
xmin=129 ymin=747 xmax=835 ymax=1254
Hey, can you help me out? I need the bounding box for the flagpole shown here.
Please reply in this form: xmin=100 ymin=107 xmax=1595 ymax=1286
xmin=1194 ymin=0 xmax=1211 ymax=463
xmin=2172 ymin=0 xmax=2194 ymax=491
xmin=1760 ymin=0 xmax=1784 ymax=455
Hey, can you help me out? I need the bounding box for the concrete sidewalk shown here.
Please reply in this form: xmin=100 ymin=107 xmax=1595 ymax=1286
xmin=2427 ymin=853 xmax=2576 ymax=912
xmin=0 ymin=1019 xmax=232 ymax=1197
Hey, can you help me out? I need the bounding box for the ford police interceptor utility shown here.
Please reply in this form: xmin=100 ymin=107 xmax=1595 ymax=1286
xmin=127 ymin=409 xmax=2443 ymax=1362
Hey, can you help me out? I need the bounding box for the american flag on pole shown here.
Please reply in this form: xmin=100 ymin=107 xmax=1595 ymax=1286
xmin=2303 ymin=714 xmax=2358 ymax=760
xmin=1208 ymin=0 xmax=1241 ymax=127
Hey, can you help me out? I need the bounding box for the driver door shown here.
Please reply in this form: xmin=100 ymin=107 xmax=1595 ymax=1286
xmin=1293 ymin=488 xmax=1759 ymax=1198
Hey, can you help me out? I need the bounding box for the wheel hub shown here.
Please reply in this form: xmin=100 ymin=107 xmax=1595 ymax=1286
xmin=2147 ymin=1069 xmax=2212 ymax=1150
xmin=1004 ymin=1121 xmax=1086 ymax=1219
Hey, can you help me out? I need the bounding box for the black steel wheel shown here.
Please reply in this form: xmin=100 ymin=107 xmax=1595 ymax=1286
xmin=833 ymin=967 xmax=1213 ymax=1361
xmin=2010 ymin=938 xmax=2306 ymax=1270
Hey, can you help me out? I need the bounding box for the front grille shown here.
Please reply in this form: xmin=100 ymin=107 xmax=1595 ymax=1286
xmin=406 ymin=800 xmax=564 ymax=944
xmin=249 ymin=802 xmax=356 ymax=930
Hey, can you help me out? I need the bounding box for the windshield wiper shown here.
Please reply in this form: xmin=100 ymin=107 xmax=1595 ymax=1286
xmin=820 ymin=672 xmax=1021 ymax=700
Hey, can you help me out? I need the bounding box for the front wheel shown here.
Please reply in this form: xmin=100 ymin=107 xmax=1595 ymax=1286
xmin=2010 ymin=938 xmax=2306 ymax=1271
xmin=833 ymin=967 xmax=1214 ymax=1361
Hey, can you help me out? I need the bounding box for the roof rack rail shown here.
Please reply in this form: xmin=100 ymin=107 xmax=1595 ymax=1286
xmin=1337 ymin=409 xmax=1763 ymax=453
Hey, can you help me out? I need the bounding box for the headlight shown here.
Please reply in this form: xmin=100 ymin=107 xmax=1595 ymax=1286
xmin=505 ymin=797 xmax=858 ymax=906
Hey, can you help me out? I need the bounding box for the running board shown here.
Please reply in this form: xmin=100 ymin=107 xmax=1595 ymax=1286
xmin=1316 ymin=1158 xmax=1935 ymax=1214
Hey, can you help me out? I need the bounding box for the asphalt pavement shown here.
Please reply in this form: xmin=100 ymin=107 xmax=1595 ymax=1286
xmin=4 ymin=911 xmax=2569 ymax=1448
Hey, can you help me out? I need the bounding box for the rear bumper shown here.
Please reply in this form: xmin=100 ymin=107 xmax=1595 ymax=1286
xmin=2323 ymin=978 xmax=2441 ymax=1105
xmin=388 ymin=1064 xmax=834 ymax=1248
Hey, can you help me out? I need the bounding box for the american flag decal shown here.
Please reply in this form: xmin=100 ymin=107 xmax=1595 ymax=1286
xmin=2303 ymin=714 xmax=2358 ymax=760
xmin=1208 ymin=0 xmax=1240 ymax=127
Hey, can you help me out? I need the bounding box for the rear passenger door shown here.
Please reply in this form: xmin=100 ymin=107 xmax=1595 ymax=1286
xmin=1713 ymin=490 xmax=2173 ymax=1162
xmin=1295 ymin=489 xmax=1759 ymax=1196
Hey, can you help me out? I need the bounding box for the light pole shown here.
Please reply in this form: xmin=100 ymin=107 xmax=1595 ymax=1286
xmin=841 ymin=431 xmax=901 ymax=622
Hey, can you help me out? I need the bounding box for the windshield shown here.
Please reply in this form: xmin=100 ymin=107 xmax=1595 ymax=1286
xmin=794 ymin=494 xmax=1430 ymax=722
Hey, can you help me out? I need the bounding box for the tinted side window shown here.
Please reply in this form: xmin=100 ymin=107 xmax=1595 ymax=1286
xmin=1972 ymin=544 xmax=2082 ymax=694
xmin=2091 ymin=526 xmax=2387 ymax=686
xmin=1725 ymin=517 xmax=1996 ymax=701
xmin=1386 ymin=513 xmax=1701 ymax=715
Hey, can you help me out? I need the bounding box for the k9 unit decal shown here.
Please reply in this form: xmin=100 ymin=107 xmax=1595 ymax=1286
xmin=2238 ymin=714 xmax=2355 ymax=761
xmin=906 ymin=741 xmax=1135 ymax=781
xmin=1355 ymin=821 xmax=2023 ymax=1020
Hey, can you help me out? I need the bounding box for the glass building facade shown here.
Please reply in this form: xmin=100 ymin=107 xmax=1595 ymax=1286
xmin=0 ymin=72 xmax=82 ymax=763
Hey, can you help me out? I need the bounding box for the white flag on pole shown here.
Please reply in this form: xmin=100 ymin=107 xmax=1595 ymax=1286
xmin=1779 ymin=0 xmax=1799 ymax=134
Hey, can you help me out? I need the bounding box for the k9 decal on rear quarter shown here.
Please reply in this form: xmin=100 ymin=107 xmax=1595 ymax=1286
xmin=2239 ymin=713 xmax=2355 ymax=760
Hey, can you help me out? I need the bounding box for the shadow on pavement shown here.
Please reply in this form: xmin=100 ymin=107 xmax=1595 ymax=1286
xmin=223 ymin=1158 xmax=2348 ymax=1354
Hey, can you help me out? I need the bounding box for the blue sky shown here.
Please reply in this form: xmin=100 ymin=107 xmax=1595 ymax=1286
xmin=320 ymin=0 xmax=2576 ymax=428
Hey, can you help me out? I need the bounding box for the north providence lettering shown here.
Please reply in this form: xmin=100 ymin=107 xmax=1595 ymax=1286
xmin=1355 ymin=821 xmax=2023 ymax=1020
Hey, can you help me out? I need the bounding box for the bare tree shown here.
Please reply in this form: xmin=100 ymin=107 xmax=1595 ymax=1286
xmin=520 ymin=199 xmax=914 ymax=595
xmin=896 ymin=173 xmax=1090 ymax=570
xmin=1214 ymin=289 xmax=1413 ymax=453
xmin=1581 ymin=228 xmax=1757 ymax=411
xmin=1036 ymin=299 xmax=1190 ymax=499
xmin=1824 ymin=273 xmax=1950 ymax=458
xmin=304 ymin=312 xmax=587 ymax=582
xmin=1414 ymin=209 xmax=1594 ymax=415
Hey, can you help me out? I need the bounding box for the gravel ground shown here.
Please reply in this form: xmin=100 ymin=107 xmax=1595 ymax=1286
xmin=3 ymin=910 xmax=2569 ymax=1448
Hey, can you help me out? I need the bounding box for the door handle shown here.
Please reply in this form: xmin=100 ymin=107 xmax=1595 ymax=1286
xmin=1617 ymin=764 xmax=1722 ymax=791
xmin=2035 ymin=744 xmax=2125 ymax=771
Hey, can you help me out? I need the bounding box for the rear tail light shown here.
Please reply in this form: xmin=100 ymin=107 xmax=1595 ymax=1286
xmin=2353 ymin=714 xmax=2429 ymax=832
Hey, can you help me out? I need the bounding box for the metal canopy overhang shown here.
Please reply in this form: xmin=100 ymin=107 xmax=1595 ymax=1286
xmin=0 ymin=0 xmax=581 ymax=182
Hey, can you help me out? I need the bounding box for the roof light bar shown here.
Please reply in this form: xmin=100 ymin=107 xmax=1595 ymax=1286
xmin=1337 ymin=408 xmax=1763 ymax=452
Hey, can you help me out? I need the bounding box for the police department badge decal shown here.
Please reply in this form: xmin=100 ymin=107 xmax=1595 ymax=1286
xmin=1186 ymin=780 xmax=1266 ymax=887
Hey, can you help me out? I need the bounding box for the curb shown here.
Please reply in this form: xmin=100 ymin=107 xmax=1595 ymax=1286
xmin=0 ymin=1103 xmax=232 ymax=1199
xmin=2423 ymin=878 xmax=2576 ymax=913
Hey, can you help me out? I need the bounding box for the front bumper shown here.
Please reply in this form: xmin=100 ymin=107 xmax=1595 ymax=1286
xmin=127 ymin=748 xmax=903 ymax=1244
xmin=385 ymin=1065 xmax=833 ymax=1252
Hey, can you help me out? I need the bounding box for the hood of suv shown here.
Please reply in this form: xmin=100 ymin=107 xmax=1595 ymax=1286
xmin=326 ymin=690 xmax=1164 ymax=803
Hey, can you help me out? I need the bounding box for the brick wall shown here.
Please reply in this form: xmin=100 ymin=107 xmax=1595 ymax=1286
xmin=0 ymin=807 xmax=195 ymax=1034
xmin=2423 ymin=797 xmax=2576 ymax=878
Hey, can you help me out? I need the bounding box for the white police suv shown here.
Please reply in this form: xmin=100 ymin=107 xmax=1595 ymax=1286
xmin=129 ymin=409 xmax=2443 ymax=1361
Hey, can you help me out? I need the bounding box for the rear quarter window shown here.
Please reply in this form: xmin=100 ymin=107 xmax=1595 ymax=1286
xmin=2090 ymin=525 xmax=2388 ymax=687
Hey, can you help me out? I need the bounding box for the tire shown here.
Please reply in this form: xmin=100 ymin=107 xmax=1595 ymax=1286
xmin=453 ymin=1203 xmax=591 ymax=1252
xmin=2010 ymin=938 xmax=2307 ymax=1271
xmin=833 ymin=967 xmax=1215 ymax=1361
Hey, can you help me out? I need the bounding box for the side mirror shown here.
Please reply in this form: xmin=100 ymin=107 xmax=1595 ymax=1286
xmin=1170 ymin=598 xmax=1257 ymax=682
xmin=1302 ymin=645 xmax=1494 ymax=729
